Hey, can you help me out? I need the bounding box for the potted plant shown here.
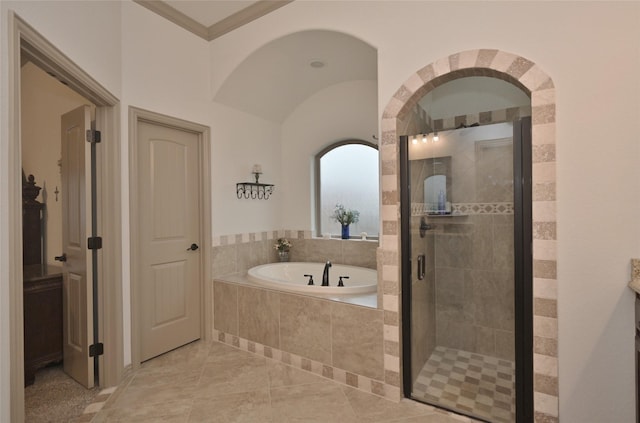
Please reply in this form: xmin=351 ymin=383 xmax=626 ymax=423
xmin=331 ymin=203 xmax=360 ymax=239
xmin=274 ymin=237 xmax=292 ymax=262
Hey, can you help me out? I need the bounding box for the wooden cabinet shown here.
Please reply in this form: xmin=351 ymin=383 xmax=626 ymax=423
xmin=23 ymin=264 xmax=63 ymax=386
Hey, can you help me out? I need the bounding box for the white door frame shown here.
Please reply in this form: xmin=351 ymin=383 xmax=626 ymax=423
xmin=128 ymin=107 xmax=212 ymax=369
xmin=7 ymin=12 xmax=123 ymax=422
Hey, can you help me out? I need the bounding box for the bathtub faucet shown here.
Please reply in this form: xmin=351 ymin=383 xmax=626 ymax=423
xmin=322 ymin=261 xmax=332 ymax=286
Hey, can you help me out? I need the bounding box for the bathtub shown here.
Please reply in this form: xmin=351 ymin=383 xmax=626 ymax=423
xmin=247 ymin=262 xmax=377 ymax=295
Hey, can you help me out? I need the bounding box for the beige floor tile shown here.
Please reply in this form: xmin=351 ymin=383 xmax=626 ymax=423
xmin=195 ymin=354 xmax=269 ymax=397
xmin=206 ymin=340 xmax=256 ymax=362
xmin=386 ymin=414 xmax=474 ymax=423
xmin=270 ymin=382 xmax=359 ymax=423
xmin=91 ymin=340 xmax=483 ymax=423
xmin=110 ymin=372 xmax=200 ymax=410
xmin=188 ymin=389 xmax=273 ymax=422
xmin=98 ymin=398 xmax=193 ymax=422
xmin=139 ymin=340 xmax=210 ymax=373
xmin=342 ymin=386 xmax=437 ymax=422
xmin=267 ymin=361 xmax=328 ymax=388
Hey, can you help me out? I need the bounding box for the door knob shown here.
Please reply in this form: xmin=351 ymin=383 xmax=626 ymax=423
xmin=54 ymin=253 xmax=67 ymax=262
xmin=187 ymin=243 xmax=199 ymax=251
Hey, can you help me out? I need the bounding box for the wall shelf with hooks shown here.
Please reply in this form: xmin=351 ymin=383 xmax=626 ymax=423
xmin=236 ymin=182 xmax=275 ymax=200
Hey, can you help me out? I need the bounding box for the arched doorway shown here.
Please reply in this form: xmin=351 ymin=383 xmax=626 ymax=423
xmin=379 ymin=49 xmax=558 ymax=422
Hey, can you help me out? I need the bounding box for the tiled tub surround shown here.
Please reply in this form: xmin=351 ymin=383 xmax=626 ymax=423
xmin=212 ymin=279 xmax=398 ymax=399
xmin=211 ymin=231 xmax=392 ymax=398
xmin=212 ymin=230 xmax=378 ymax=278
xmin=381 ymin=49 xmax=558 ymax=421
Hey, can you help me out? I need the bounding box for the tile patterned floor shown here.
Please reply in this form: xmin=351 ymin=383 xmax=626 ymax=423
xmin=90 ymin=340 xmax=482 ymax=423
xmin=412 ymin=346 xmax=515 ymax=423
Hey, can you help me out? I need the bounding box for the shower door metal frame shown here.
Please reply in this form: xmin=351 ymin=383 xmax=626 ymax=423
xmin=400 ymin=117 xmax=534 ymax=422
xmin=513 ymin=116 xmax=534 ymax=422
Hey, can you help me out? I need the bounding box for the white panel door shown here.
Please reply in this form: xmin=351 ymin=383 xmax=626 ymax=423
xmin=60 ymin=105 xmax=93 ymax=388
xmin=138 ymin=121 xmax=202 ymax=361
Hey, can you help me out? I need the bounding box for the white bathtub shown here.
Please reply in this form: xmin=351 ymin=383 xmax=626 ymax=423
xmin=247 ymin=262 xmax=377 ymax=295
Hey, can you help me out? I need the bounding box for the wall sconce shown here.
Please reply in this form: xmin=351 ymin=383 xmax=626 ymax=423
xmin=252 ymin=164 xmax=262 ymax=183
xmin=237 ymin=164 xmax=275 ymax=200
xmin=433 ymin=131 xmax=439 ymax=142
xmin=422 ymin=134 xmax=427 ymax=143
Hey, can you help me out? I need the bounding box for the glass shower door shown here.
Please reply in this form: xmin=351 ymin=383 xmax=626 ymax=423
xmin=402 ymin=122 xmax=521 ymax=423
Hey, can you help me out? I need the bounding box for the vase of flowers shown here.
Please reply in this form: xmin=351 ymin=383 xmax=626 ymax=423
xmin=274 ymin=237 xmax=292 ymax=262
xmin=331 ymin=204 xmax=360 ymax=239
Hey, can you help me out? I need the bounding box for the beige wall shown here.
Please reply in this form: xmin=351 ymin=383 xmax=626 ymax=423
xmin=21 ymin=62 xmax=93 ymax=265
xmin=212 ymin=230 xmax=378 ymax=278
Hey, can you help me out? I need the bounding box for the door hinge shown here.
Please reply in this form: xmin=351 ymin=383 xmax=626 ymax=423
xmin=88 ymin=236 xmax=103 ymax=250
xmin=89 ymin=343 xmax=104 ymax=357
xmin=86 ymin=129 xmax=101 ymax=143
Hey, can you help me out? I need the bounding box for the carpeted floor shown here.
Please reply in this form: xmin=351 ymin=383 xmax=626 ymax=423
xmin=25 ymin=364 xmax=100 ymax=423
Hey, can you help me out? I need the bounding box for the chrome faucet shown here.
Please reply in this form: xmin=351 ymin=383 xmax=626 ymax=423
xmin=322 ymin=261 xmax=332 ymax=286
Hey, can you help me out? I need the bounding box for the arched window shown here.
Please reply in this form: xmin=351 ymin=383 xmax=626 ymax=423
xmin=315 ymin=141 xmax=379 ymax=238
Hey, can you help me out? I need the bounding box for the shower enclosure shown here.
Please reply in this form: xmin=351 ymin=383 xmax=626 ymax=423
xmin=400 ymin=119 xmax=532 ymax=422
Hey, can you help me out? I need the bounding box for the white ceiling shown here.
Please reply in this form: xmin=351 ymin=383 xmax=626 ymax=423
xmin=214 ymin=30 xmax=378 ymax=122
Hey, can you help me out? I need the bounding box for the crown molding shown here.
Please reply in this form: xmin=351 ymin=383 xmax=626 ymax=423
xmin=207 ymin=1 xmax=293 ymax=41
xmin=133 ymin=0 xmax=293 ymax=41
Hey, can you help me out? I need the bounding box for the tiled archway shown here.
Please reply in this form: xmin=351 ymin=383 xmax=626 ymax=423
xmin=379 ymin=49 xmax=558 ymax=422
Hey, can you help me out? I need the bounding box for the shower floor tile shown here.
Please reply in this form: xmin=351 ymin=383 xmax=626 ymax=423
xmin=412 ymin=346 xmax=515 ymax=423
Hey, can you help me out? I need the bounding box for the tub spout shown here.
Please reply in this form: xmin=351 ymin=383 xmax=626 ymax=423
xmin=322 ymin=261 xmax=332 ymax=286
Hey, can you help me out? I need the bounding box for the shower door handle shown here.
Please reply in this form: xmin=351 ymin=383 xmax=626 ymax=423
xmin=417 ymin=254 xmax=425 ymax=280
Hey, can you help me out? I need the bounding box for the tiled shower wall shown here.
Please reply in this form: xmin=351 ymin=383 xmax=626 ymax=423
xmin=430 ymin=213 xmax=515 ymax=361
xmin=211 ymin=230 xmax=378 ymax=278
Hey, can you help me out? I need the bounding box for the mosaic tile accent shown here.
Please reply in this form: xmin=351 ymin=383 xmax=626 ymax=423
xmin=411 ymin=202 xmax=514 ymax=216
xmin=413 ymin=346 xmax=515 ymax=423
xmin=381 ymin=49 xmax=558 ymax=419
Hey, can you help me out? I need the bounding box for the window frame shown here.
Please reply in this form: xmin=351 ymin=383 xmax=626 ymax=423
xmin=314 ymin=139 xmax=379 ymax=239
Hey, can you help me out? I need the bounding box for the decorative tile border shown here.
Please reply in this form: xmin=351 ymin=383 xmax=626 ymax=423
xmin=381 ymin=49 xmax=558 ymax=421
xmin=213 ymin=329 xmax=400 ymax=401
xmin=213 ymin=229 xmax=312 ymax=247
xmin=412 ymin=104 xmax=532 ymax=136
xmin=431 ymin=105 xmax=532 ymax=132
xmin=411 ymin=202 xmax=514 ymax=216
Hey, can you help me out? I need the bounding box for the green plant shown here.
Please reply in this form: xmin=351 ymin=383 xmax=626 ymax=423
xmin=274 ymin=238 xmax=292 ymax=252
xmin=331 ymin=203 xmax=360 ymax=226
